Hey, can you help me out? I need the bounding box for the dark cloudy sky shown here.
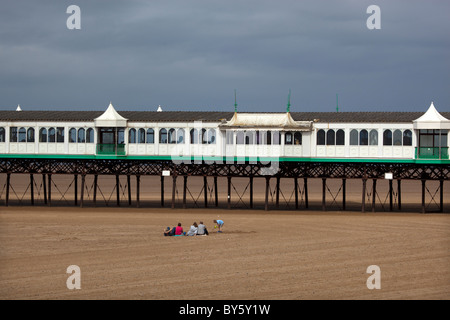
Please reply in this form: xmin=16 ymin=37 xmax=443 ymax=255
xmin=0 ymin=0 xmax=449 ymax=113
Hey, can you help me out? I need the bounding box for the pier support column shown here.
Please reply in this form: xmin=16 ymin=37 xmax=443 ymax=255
xmin=30 ymin=174 xmax=34 ymax=206
xmin=372 ymin=179 xmax=377 ymax=212
xmin=171 ymin=175 xmax=177 ymax=209
xmin=421 ymin=179 xmax=426 ymax=214
xmin=361 ymin=178 xmax=367 ymax=213
xmin=74 ymin=174 xmax=78 ymax=206
xmin=47 ymin=174 xmax=52 ymax=206
xmin=249 ymin=176 xmax=254 ymax=209
xmin=265 ymin=177 xmax=270 ymax=211
xmin=322 ymin=178 xmax=326 ymax=211
xmin=227 ymin=177 xmax=231 ymax=210
xmin=183 ymin=176 xmax=187 ymax=209
xmin=80 ymin=174 xmax=85 ymax=208
xmin=161 ymin=176 xmax=165 ymax=207
xmin=42 ymin=173 xmax=47 ymax=205
xmin=214 ymin=176 xmax=218 ymax=207
xmin=304 ymin=178 xmax=309 ymax=209
xmin=275 ymin=177 xmax=280 ymax=209
xmin=440 ymin=180 xmax=444 ymax=213
xmin=93 ymin=174 xmax=98 ymax=207
xmin=203 ymin=176 xmax=208 ymax=208
xmin=397 ymin=179 xmax=402 ymax=210
xmin=389 ymin=179 xmax=393 ymax=212
xmin=5 ymin=173 xmax=10 ymax=207
xmin=342 ymin=178 xmax=346 ymax=211
xmin=127 ymin=175 xmax=132 ymax=206
xmin=136 ymin=175 xmax=140 ymax=208
xmin=116 ymin=175 xmax=120 ymax=207
xmin=294 ymin=177 xmax=299 ymax=210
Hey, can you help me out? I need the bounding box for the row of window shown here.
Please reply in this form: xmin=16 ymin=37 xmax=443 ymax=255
xmin=128 ymin=128 xmax=217 ymax=144
xmin=317 ymin=129 xmax=413 ymax=146
xmin=69 ymin=128 xmax=95 ymax=143
xmin=5 ymin=127 xmax=65 ymax=143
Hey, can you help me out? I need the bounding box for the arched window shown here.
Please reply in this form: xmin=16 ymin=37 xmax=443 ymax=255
xmin=336 ymin=129 xmax=345 ymax=146
xmin=285 ymin=132 xmax=293 ymax=145
xmin=383 ymin=130 xmax=392 ymax=146
xmin=326 ymin=129 xmax=335 ymax=146
xmin=208 ymin=129 xmax=216 ymax=144
xmin=266 ymin=131 xmax=272 ymax=145
xmin=294 ymin=132 xmax=302 ymax=145
xmin=359 ymin=129 xmax=368 ymax=146
xmin=78 ymin=128 xmax=85 ymax=143
xmin=236 ymin=131 xmax=244 ymax=145
xmin=272 ymin=131 xmax=280 ymax=145
xmin=69 ymin=128 xmax=77 ymax=143
xmin=48 ymin=128 xmax=56 ymax=143
xmin=129 ymin=128 xmax=136 ymax=143
xmin=138 ymin=128 xmax=146 ymax=144
xmin=403 ymin=130 xmax=412 ymax=146
xmin=226 ymin=131 xmax=234 ymax=145
xmin=350 ymin=129 xmax=358 ymax=145
xmin=0 ymin=127 xmax=5 ymax=142
xmin=18 ymin=127 xmax=26 ymax=142
xmin=317 ymin=129 xmax=325 ymax=145
xmin=27 ymin=128 xmax=35 ymax=143
xmin=146 ymin=129 xmax=154 ymax=144
xmin=369 ymin=129 xmax=378 ymax=146
xmin=160 ymin=128 xmax=168 ymax=144
xmin=56 ymin=127 xmax=64 ymax=143
xmin=393 ymin=129 xmax=402 ymax=146
xmin=39 ymin=128 xmax=47 ymax=142
xmin=245 ymin=131 xmax=254 ymax=145
xmin=190 ymin=129 xmax=199 ymax=144
xmin=201 ymin=129 xmax=208 ymax=144
xmin=177 ymin=128 xmax=185 ymax=144
xmin=168 ymin=128 xmax=176 ymax=144
xmin=86 ymin=128 xmax=94 ymax=143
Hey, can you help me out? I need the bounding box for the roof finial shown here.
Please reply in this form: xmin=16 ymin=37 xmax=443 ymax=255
xmin=336 ymin=93 xmax=339 ymax=113
xmin=286 ymin=89 xmax=291 ymax=113
xmin=16 ymin=104 xmax=22 ymax=111
xmin=157 ymin=105 xmax=163 ymax=112
xmin=234 ymin=89 xmax=238 ymax=113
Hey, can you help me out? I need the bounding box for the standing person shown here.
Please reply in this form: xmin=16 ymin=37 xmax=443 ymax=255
xmin=175 ymin=222 xmax=184 ymax=236
xmin=213 ymin=219 xmax=224 ymax=233
xmin=197 ymin=221 xmax=209 ymax=236
xmin=186 ymin=222 xmax=198 ymax=236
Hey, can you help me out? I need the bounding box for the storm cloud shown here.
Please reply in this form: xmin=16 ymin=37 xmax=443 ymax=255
xmin=0 ymin=0 xmax=449 ymax=112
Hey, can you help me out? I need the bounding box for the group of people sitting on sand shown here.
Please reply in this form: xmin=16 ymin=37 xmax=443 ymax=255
xmin=164 ymin=219 xmax=224 ymax=237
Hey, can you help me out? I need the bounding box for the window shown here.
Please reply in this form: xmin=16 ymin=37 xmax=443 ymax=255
xmin=236 ymin=131 xmax=244 ymax=145
xmin=78 ymin=128 xmax=86 ymax=143
xmin=129 ymin=128 xmax=136 ymax=143
xmin=369 ymin=130 xmax=378 ymax=146
xmin=0 ymin=127 xmax=5 ymax=142
xmin=18 ymin=127 xmax=26 ymax=142
xmin=39 ymin=128 xmax=47 ymax=142
xmin=10 ymin=127 xmax=18 ymax=142
xmin=177 ymin=128 xmax=185 ymax=144
xmin=285 ymin=132 xmax=293 ymax=145
xmin=207 ymin=129 xmax=216 ymax=144
xmin=69 ymin=128 xmax=77 ymax=143
xmin=190 ymin=129 xmax=199 ymax=144
xmin=27 ymin=128 xmax=35 ymax=143
xmin=201 ymin=129 xmax=208 ymax=144
xmin=350 ymin=129 xmax=358 ymax=146
xmin=336 ymin=129 xmax=345 ymax=146
xmin=317 ymin=129 xmax=325 ymax=145
xmin=294 ymin=132 xmax=302 ymax=145
xmin=245 ymin=131 xmax=254 ymax=145
xmin=266 ymin=131 xmax=272 ymax=145
xmin=48 ymin=128 xmax=56 ymax=142
xmin=226 ymin=131 xmax=234 ymax=145
xmin=403 ymin=130 xmax=412 ymax=146
xmin=326 ymin=129 xmax=335 ymax=146
xmin=56 ymin=127 xmax=64 ymax=143
xmin=86 ymin=128 xmax=94 ymax=143
xmin=383 ymin=130 xmax=392 ymax=146
xmin=272 ymin=131 xmax=280 ymax=145
xmin=138 ymin=128 xmax=146 ymax=144
xmin=160 ymin=128 xmax=168 ymax=144
xmin=393 ymin=129 xmax=402 ymax=146
xmin=146 ymin=129 xmax=154 ymax=144
xmin=168 ymin=128 xmax=176 ymax=144
xmin=359 ymin=129 xmax=368 ymax=146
